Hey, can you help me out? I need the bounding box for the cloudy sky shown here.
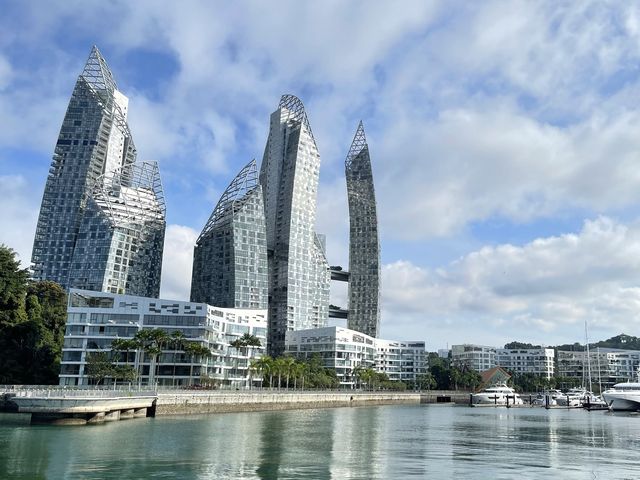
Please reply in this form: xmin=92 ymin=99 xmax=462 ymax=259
xmin=2 ymin=1 xmax=640 ymax=350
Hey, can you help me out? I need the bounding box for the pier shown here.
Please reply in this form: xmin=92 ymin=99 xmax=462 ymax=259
xmin=1 ymin=386 xmax=157 ymax=425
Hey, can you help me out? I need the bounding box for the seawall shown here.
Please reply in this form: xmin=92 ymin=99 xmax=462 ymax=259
xmin=155 ymin=390 xmax=472 ymax=415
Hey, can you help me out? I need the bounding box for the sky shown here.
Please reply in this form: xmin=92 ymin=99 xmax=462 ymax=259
xmin=2 ymin=1 xmax=640 ymax=350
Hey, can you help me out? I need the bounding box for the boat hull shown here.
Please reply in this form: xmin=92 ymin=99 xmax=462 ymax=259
xmin=602 ymin=393 xmax=640 ymax=411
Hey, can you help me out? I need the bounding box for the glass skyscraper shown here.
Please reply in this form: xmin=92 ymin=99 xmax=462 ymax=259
xmin=259 ymin=95 xmax=330 ymax=356
xmin=31 ymin=46 xmax=165 ymax=296
xmin=345 ymin=122 xmax=381 ymax=338
xmin=191 ymin=159 xmax=268 ymax=309
xmin=68 ymin=161 xmax=165 ymax=297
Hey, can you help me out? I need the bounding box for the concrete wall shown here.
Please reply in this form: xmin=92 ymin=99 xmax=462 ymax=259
xmin=156 ymin=391 xmax=422 ymax=415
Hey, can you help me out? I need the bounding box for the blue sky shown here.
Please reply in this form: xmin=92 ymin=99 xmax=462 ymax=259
xmin=3 ymin=1 xmax=640 ymax=349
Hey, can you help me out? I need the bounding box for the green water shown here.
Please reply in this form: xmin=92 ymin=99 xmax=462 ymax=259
xmin=1 ymin=405 xmax=639 ymax=479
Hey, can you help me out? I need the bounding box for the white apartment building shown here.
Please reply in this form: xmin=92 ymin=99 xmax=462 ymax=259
xmin=495 ymin=348 xmax=555 ymax=379
xmin=557 ymin=348 xmax=640 ymax=387
xmin=284 ymin=326 xmax=427 ymax=387
xmin=284 ymin=326 xmax=376 ymax=387
xmin=376 ymin=339 xmax=428 ymax=383
xmin=451 ymin=344 xmax=496 ymax=372
xmin=60 ymin=289 xmax=267 ymax=387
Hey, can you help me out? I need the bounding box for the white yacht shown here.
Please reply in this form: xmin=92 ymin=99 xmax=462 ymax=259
xmin=602 ymin=381 xmax=640 ymax=411
xmin=531 ymin=389 xmax=563 ymax=407
xmin=555 ymin=387 xmax=588 ymax=407
xmin=471 ymin=383 xmax=523 ymax=406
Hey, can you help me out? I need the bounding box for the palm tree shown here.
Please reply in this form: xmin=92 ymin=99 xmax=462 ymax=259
xmin=291 ymin=361 xmax=305 ymax=390
xmin=111 ymin=338 xmax=140 ymax=384
xmin=273 ymin=357 xmax=288 ymax=390
xmin=135 ymin=328 xmax=170 ymax=387
xmin=256 ymin=355 xmax=274 ymax=389
xmin=170 ymin=330 xmax=186 ymax=387
xmin=230 ymin=337 xmax=245 ymax=387
xmin=230 ymin=333 xmax=262 ymax=388
xmin=249 ymin=358 xmax=261 ymax=389
xmin=351 ymin=365 xmax=364 ymax=388
xmin=183 ymin=342 xmax=212 ymax=385
xmin=282 ymin=356 xmax=296 ymax=389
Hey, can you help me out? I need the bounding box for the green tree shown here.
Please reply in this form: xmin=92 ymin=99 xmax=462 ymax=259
xmin=85 ymin=351 xmax=115 ymax=385
xmin=0 ymin=247 xmax=67 ymax=385
xmin=416 ymin=372 xmax=437 ymax=390
xmin=183 ymin=342 xmax=212 ymax=385
xmin=0 ymin=245 xmax=29 ymax=327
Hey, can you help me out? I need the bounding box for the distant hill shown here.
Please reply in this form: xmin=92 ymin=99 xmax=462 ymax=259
xmin=504 ymin=334 xmax=640 ymax=352
xmin=592 ymin=334 xmax=640 ymax=350
xmin=503 ymin=341 xmax=542 ymax=349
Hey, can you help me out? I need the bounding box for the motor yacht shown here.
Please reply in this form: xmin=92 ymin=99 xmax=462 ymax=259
xmin=555 ymin=387 xmax=588 ymax=407
xmin=602 ymin=381 xmax=640 ymax=411
xmin=531 ymin=389 xmax=563 ymax=407
xmin=471 ymin=383 xmax=523 ymax=406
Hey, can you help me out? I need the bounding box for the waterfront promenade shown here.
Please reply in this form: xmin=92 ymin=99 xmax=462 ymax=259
xmin=1 ymin=385 xmax=470 ymax=423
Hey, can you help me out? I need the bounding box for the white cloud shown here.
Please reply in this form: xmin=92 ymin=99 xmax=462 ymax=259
xmin=381 ymin=217 xmax=640 ymax=348
xmin=159 ymin=224 xmax=198 ymax=301
xmin=375 ymin=104 xmax=640 ymax=240
xmin=0 ymin=175 xmax=39 ymax=267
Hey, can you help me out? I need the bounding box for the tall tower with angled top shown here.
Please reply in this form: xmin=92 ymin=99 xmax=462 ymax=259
xmin=260 ymin=95 xmax=330 ymax=356
xmin=31 ymin=46 xmax=164 ymax=294
xmin=68 ymin=161 xmax=166 ymax=297
xmin=191 ymin=159 xmax=268 ymax=309
xmin=346 ymin=122 xmax=381 ymax=338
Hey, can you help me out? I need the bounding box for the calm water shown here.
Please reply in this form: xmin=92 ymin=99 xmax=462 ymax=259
xmin=1 ymin=405 xmax=640 ymax=479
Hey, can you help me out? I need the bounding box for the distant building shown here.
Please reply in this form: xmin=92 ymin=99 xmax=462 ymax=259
xmin=345 ymin=122 xmax=381 ymax=338
xmin=496 ymin=348 xmax=555 ymax=379
xmin=260 ymin=95 xmax=330 ymax=356
xmin=190 ymin=160 xmax=268 ymax=309
xmin=284 ymin=326 xmax=427 ymax=387
xmin=451 ymin=344 xmax=496 ymax=372
xmin=557 ymin=348 xmax=640 ymax=388
xmin=375 ymin=339 xmax=428 ymax=383
xmin=437 ymin=349 xmax=451 ymax=359
xmin=60 ymin=289 xmax=267 ymax=387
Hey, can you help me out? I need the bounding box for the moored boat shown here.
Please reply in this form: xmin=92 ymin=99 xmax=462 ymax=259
xmin=602 ymin=381 xmax=640 ymax=411
xmin=471 ymin=383 xmax=523 ymax=407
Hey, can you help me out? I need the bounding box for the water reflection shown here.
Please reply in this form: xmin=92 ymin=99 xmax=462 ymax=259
xmin=2 ymin=407 xmax=640 ymax=478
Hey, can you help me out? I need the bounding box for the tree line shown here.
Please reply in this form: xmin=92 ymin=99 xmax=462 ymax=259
xmin=0 ymin=246 xmax=67 ymax=384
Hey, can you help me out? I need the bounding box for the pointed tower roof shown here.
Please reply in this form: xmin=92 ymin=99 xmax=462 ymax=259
xmin=80 ymin=46 xmax=117 ymax=96
xmin=198 ymin=159 xmax=260 ymax=242
xmin=278 ymin=94 xmax=317 ymax=147
xmin=346 ymin=121 xmax=368 ymax=168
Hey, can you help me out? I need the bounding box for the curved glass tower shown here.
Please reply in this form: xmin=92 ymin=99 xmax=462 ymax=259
xmin=346 ymin=122 xmax=381 ymax=338
xmin=31 ymin=46 xmax=136 ymax=288
xmin=190 ymin=159 xmax=268 ymax=309
xmin=260 ymin=95 xmax=330 ymax=356
xmin=68 ymin=161 xmax=166 ymax=297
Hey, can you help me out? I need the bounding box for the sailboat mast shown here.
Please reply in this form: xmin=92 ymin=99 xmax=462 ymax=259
xmin=585 ymin=320 xmax=592 ymax=392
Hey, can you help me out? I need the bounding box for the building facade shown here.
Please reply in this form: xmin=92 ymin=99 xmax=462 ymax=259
xmin=32 ymin=46 xmax=137 ymax=288
xmin=259 ymin=95 xmax=330 ymax=356
xmin=285 ymin=326 xmax=376 ymax=387
xmin=60 ymin=289 xmax=267 ymax=387
xmin=345 ymin=122 xmax=381 ymax=338
xmin=375 ymin=339 xmax=428 ymax=383
xmin=191 ymin=160 xmax=268 ymax=309
xmin=557 ymin=348 xmax=640 ymax=388
xmin=495 ymin=348 xmax=555 ymax=379
xmin=284 ymin=326 xmax=427 ymax=387
xmin=68 ymin=161 xmax=165 ymax=297
xmin=451 ymin=344 xmax=497 ymax=372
